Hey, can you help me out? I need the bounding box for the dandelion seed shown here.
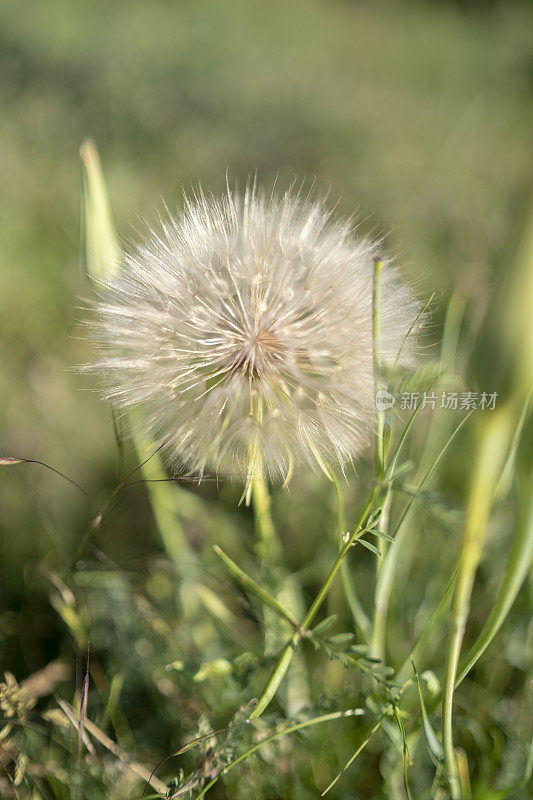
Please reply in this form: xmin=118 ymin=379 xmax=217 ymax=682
xmin=88 ymin=185 xmax=419 ymax=484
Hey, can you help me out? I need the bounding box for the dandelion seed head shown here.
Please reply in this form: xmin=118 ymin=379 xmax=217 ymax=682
xmin=90 ymin=185 xmax=420 ymax=484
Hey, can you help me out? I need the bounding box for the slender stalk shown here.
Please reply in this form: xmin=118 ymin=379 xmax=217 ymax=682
xmin=373 ymin=412 xmax=472 ymax=665
xmin=373 ymin=257 xmax=385 ymax=475
xmin=394 ymin=291 xmax=435 ymax=370
xmin=304 ymin=490 xmax=375 ymax=630
xmin=213 ymin=545 xmax=300 ymax=630
xmin=333 ymin=475 xmax=371 ymax=643
xmin=372 ymin=295 xmax=466 ymax=661
xmin=252 ymin=471 xmax=282 ymax=565
xmin=321 ymin=715 xmax=385 ymax=795
xmin=251 ymin=468 xmax=310 ymax=712
xmin=370 ymin=490 xmax=391 ymax=660
xmin=193 ymin=709 xmax=362 ymax=800
xmin=391 ymin=490 xmax=532 ymax=788
xmin=456 ymin=480 xmax=533 ymax=686
xmin=250 ymin=487 xmax=377 ymax=717
xmin=441 ymin=409 xmax=512 ymax=798
xmin=369 ymin=255 xmax=392 ymax=661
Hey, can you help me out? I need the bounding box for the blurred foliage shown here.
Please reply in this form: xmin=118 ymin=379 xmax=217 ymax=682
xmin=1 ymin=0 xmax=533 ymax=798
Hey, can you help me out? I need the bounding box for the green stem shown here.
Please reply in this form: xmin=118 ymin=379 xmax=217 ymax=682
xmin=371 ymin=295 xmax=466 ymax=662
xmin=373 ymin=257 xmax=384 ymax=475
xmin=252 ymin=469 xmax=310 ymax=713
xmin=193 ymin=709 xmax=361 ymax=799
xmin=373 ymin=412 xmax=472 ymax=667
xmin=369 ymin=254 xmax=389 ymax=661
xmin=390 ymin=488 xmax=532 ymax=788
xmin=252 ymin=471 xmax=282 ymax=565
xmin=213 ymin=545 xmax=299 ymax=630
xmin=370 ymin=489 xmax=392 ymax=660
xmin=370 ymin=256 xmax=394 ymax=660
xmin=441 ymin=409 xmax=512 ymax=798
xmin=250 ymin=488 xmax=377 ymax=717
xmin=333 ymin=475 xmax=371 ymax=643
xmin=456 ymin=479 xmax=533 ymax=686
xmin=321 ymin=715 xmax=385 ymax=795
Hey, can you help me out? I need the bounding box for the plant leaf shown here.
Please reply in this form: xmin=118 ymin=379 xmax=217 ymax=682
xmin=357 ymin=539 xmax=382 ymax=558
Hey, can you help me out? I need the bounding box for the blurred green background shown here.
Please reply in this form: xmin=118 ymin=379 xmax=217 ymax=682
xmin=1 ymin=1 xmax=533 ymax=797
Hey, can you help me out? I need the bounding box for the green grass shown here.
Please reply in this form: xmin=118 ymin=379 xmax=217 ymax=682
xmin=1 ymin=1 xmax=533 ymax=798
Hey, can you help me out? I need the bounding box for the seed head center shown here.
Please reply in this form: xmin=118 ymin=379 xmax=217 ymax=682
xmin=230 ymin=324 xmax=286 ymax=378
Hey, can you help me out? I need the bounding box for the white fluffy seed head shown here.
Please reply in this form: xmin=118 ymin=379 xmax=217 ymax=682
xmin=89 ymin=185 xmax=420 ymax=484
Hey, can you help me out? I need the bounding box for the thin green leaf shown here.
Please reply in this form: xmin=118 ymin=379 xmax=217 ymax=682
xmin=213 ymin=545 xmax=299 ymax=630
xmin=367 ymin=507 xmax=383 ymax=527
xmin=394 ymin=291 xmax=435 ymax=368
xmin=389 ymin=461 xmax=414 ymax=483
xmin=520 ymin=740 xmax=533 ymax=788
xmin=80 ymin=139 xmax=121 ymax=283
xmin=372 ymin=530 xmax=394 ymax=543
xmin=321 ymin=716 xmax=385 ymax=795
xmin=393 ymin=705 xmax=413 ymax=800
xmin=357 ymin=539 xmax=382 ymax=558
xmin=412 ymin=659 xmax=442 ymax=761
xmin=456 ymin=481 xmax=533 ymax=687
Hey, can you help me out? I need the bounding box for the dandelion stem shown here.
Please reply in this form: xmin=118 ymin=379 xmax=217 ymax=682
xmin=251 ymin=487 xmax=377 ymax=717
xmin=251 ymin=469 xmax=310 ymax=712
xmin=252 ymin=471 xmax=282 ymax=566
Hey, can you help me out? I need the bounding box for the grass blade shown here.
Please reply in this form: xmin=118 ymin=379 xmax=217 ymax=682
xmin=321 ymin=716 xmax=384 ymax=795
xmin=456 ymin=480 xmax=533 ymax=687
xmin=441 ymin=409 xmax=514 ymax=798
xmin=213 ymin=545 xmax=300 ymax=630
